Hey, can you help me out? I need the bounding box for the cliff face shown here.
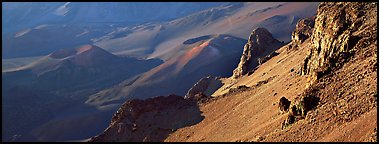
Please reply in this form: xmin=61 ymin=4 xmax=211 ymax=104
xmin=301 ymin=2 xmax=377 ymax=85
xmin=232 ymin=28 xmax=284 ymax=78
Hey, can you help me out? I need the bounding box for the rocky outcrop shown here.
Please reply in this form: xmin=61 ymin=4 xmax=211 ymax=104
xmin=281 ymin=1 xmax=377 ymax=134
xmin=89 ymin=95 xmax=203 ymax=142
xmin=290 ymin=16 xmax=316 ymax=49
xmin=184 ymin=76 xmax=222 ymax=100
xmin=301 ymin=2 xmax=377 ymax=85
xmin=232 ymin=28 xmax=284 ymax=78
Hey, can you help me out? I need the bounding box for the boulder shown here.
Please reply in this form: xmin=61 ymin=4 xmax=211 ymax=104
xmin=278 ymin=97 xmax=291 ymax=112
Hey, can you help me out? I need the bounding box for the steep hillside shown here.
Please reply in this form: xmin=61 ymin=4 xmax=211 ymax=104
xmin=166 ymin=2 xmax=377 ymax=142
xmin=91 ymin=2 xmax=377 ymax=142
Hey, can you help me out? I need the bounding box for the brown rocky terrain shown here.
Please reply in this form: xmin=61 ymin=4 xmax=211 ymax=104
xmin=90 ymin=2 xmax=376 ymax=142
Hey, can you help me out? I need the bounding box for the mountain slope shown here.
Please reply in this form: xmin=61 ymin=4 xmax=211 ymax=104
xmin=166 ymin=2 xmax=377 ymax=142
xmin=91 ymin=2 xmax=377 ymax=142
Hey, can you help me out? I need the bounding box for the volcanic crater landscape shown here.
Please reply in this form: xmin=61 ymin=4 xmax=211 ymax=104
xmin=2 ymin=2 xmax=377 ymax=142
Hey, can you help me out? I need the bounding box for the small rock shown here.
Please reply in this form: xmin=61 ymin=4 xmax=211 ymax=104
xmin=279 ymin=97 xmax=291 ymax=112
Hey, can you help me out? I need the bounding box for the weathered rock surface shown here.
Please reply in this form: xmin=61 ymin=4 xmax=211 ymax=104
xmin=301 ymin=2 xmax=377 ymax=85
xmin=89 ymin=95 xmax=203 ymax=142
xmin=232 ymin=28 xmax=284 ymax=78
xmin=290 ymin=16 xmax=316 ymax=49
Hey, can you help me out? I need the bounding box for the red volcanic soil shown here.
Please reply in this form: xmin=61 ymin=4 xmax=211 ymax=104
xmin=138 ymin=40 xmax=211 ymax=82
xmin=177 ymin=41 xmax=210 ymax=73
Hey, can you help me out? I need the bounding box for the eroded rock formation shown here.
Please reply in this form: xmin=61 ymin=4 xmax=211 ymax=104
xmin=301 ymin=2 xmax=377 ymax=85
xmin=290 ymin=16 xmax=316 ymax=49
xmin=232 ymin=28 xmax=284 ymax=78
